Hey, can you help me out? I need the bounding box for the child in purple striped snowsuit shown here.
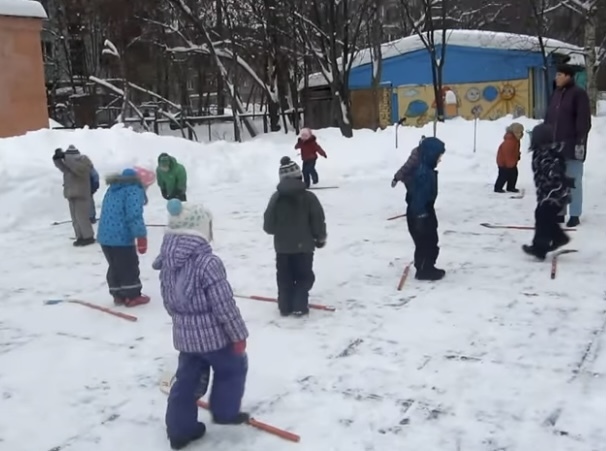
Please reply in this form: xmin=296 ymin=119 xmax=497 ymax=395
xmin=153 ymin=199 xmax=249 ymax=450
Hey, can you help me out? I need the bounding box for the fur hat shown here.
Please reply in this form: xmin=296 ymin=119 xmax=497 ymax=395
xmin=166 ymin=199 xmax=213 ymax=242
xmin=279 ymin=156 xmax=302 ymax=180
xmin=299 ymin=128 xmax=313 ymax=140
xmin=507 ymin=122 xmax=524 ymax=139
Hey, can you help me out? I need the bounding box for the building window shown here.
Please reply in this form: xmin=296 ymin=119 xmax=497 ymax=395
xmin=42 ymin=41 xmax=54 ymax=63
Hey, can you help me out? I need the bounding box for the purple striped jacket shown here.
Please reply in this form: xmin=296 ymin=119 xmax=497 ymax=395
xmin=152 ymin=233 xmax=249 ymax=353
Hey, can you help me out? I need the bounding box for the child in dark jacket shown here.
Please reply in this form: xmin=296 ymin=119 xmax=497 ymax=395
xmin=97 ymin=168 xmax=149 ymax=307
xmin=391 ymin=136 xmax=427 ymax=189
xmin=405 ymin=137 xmax=446 ymax=281
xmin=522 ymin=123 xmax=572 ymax=260
xmin=494 ymin=122 xmax=524 ymax=193
xmin=263 ymin=156 xmax=327 ymax=316
xmin=153 ymin=199 xmax=249 ymax=450
xmin=295 ymin=128 xmax=327 ymax=188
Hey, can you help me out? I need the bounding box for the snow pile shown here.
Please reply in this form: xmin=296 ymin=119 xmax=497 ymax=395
xmin=2 ymin=115 xmax=606 ymax=233
xmin=0 ymin=0 xmax=47 ymax=18
xmin=2 ymin=116 xmax=606 ymax=450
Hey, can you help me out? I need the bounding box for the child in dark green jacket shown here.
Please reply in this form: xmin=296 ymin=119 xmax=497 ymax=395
xmin=157 ymin=153 xmax=187 ymax=201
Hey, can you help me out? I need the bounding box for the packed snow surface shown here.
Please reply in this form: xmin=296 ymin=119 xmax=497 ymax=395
xmin=1 ymin=115 xmax=606 ymax=450
xmin=0 ymin=0 xmax=47 ymax=18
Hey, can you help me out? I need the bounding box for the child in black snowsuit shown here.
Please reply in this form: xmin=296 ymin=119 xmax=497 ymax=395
xmin=263 ymin=156 xmax=327 ymax=316
xmin=522 ymin=123 xmax=572 ymax=260
xmin=401 ymin=137 xmax=446 ymax=281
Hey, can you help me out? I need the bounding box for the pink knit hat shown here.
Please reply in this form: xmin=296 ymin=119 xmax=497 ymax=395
xmin=299 ymin=128 xmax=312 ymax=140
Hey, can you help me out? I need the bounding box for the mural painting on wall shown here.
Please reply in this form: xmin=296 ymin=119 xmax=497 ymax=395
xmin=397 ymin=79 xmax=529 ymax=126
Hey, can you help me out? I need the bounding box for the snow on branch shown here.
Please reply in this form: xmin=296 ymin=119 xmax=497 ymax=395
xmin=89 ymin=76 xmax=149 ymax=130
xmin=102 ymin=39 xmax=120 ymax=58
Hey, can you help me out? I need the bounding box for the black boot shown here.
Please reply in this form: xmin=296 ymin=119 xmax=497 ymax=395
xmin=168 ymin=422 xmax=206 ymax=450
xmin=292 ymin=309 xmax=309 ymax=317
xmin=548 ymin=234 xmax=570 ymax=252
xmin=415 ymin=266 xmax=446 ymax=281
xmin=213 ymin=412 xmax=250 ymax=425
xmin=522 ymin=244 xmax=546 ymax=261
xmin=566 ymin=216 xmax=580 ymax=227
xmin=74 ymin=237 xmax=96 ymax=247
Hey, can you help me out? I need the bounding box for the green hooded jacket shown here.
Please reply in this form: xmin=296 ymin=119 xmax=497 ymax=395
xmin=156 ymin=153 xmax=187 ymax=200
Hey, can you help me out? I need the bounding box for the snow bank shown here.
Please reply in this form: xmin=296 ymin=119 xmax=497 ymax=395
xmin=49 ymin=118 xmax=63 ymax=128
xmin=2 ymin=115 xmax=606 ymax=233
xmin=0 ymin=0 xmax=47 ymax=19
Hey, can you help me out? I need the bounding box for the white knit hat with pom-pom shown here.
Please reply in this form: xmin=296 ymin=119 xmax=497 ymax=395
xmin=166 ymin=199 xmax=213 ymax=242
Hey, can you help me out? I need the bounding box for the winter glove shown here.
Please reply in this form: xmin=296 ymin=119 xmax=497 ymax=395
xmin=160 ymin=188 xmax=168 ymax=200
xmin=564 ymin=176 xmax=576 ymax=189
xmin=52 ymin=148 xmax=64 ymax=160
xmin=233 ymin=340 xmax=247 ymax=355
xmin=136 ymin=237 xmax=148 ymax=254
xmin=391 ymin=178 xmax=398 ymax=188
xmin=574 ymin=144 xmax=586 ymax=160
xmin=315 ymin=239 xmax=326 ymax=249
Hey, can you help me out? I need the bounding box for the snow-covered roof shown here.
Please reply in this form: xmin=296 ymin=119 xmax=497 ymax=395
xmin=305 ymin=30 xmax=586 ymax=88
xmin=0 ymin=0 xmax=47 ymax=19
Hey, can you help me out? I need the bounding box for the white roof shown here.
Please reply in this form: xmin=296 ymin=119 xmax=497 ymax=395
xmin=0 ymin=0 xmax=47 ymax=19
xmin=306 ymin=29 xmax=585 ymax=88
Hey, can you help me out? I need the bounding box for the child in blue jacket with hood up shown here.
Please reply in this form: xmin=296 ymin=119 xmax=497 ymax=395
xmin=404 ymin=137 xmax=446 ymax=281
xmin=97 ymin=168 xmax=150 ymax=307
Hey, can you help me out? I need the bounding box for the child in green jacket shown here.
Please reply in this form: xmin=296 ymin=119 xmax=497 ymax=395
xmin=157 ymin=153 xmax=187 ymax=201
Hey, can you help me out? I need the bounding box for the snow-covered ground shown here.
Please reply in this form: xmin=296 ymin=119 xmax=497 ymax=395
xmin=1 ymin=116 xmax=606 ymax=450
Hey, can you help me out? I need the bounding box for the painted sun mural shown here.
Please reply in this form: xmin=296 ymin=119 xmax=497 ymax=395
xmin=396 ymin=79 xmax=530 ymax=126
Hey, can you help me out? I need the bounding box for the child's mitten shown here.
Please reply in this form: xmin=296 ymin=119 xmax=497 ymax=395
xmin=136 ymin=237 xmax=148 ymax=254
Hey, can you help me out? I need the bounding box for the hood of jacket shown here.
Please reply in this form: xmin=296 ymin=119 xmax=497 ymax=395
xmin=158 ymin=153 xmax=177 ymax=169
xmin=418 ymin=137 xmax=446 ymax=169
xmin=105 ymin=172 xmax=143 ymax=192
xmin=276 ymin=177 xmax=307 ymax=197
xmin=530 ymin=123 xmax=555 ymax=150
xmin=160 ymin=233 xmax=212 ymax=271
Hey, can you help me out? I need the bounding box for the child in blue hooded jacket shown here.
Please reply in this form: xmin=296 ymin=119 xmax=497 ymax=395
xmin=404 ymin=137 xmax=446 ymax=281
xmin=97 ymin=168 xmax=150 ymax=307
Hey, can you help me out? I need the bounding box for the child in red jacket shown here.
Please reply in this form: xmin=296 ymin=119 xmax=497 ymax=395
xmin=295 ymin=128 xmax=327 ymax=188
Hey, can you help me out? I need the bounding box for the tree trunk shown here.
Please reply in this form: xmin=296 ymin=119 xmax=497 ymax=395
xmin=332 ymin=81 xmax=353 ymax=138
xmin=584 ymin=12 xmax=597 ymax=114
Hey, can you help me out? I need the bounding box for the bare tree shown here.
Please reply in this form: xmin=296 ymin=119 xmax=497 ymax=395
xmin=398 ymin=0 xmax=449 ymax=136
xmin=563 ymin=0 xmax=599 ymax=113
xmin=527 ymin=0 xmax=563 ymax=112
xmin=295 ymin=0 xmax=374 ymax=137
xmin=164 ymin=0 xmax=259 ymax=139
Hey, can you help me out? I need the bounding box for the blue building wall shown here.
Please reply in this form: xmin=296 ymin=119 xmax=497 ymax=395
xmin=349 ymin=44 xmax=546 ymax=89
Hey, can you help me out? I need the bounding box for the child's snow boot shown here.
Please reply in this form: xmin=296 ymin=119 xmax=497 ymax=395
xmin=522 ymin=244 xmax=546 ymax=261
xmin=566 ymin=216 xmax=580 ymax=227
xmin=73 ymin=237 xmax=96 ymax=247
xmin=124 ymin=294 xmax=150 ymax=307
xmin=292 ymin=309 xmax=309 ymax=317
xmin=168 ymin=422 xmax=206 ymax=450
xmin=548 ymin=234 xmax=570 ymax=252
xmin=213 ymin=412 xmax=250 ymax=425
xmin=113 ymin=296 xmax=125 ymax=306
xmin=415 ymin=267 xmax=446 ymax=281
